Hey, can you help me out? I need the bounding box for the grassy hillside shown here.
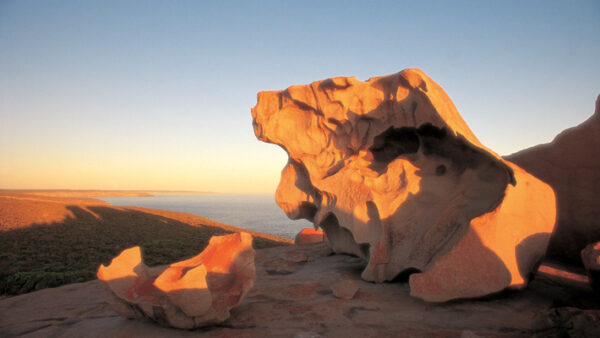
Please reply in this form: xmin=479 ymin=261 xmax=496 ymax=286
xmin=0 ymin=193 xmax=291 ymax=295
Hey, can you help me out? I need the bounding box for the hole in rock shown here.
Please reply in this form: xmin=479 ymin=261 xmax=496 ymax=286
xmin=416 ymin=123 xmax=489 ymax=174
xmin=320 ymin=213 xmax=368 ymax=259
xmin=359 ymin=243 xmax=370 ymax=260
xmin=390 ymin=267 xmax=421 ymax=283
xmin=296 ymin=202 xmax=317 ymax=221
xmin=436 ymin=164 xmax=446 ymax=176
xmin=370 ymin=127 xmax=420 ymax=164
xmin=368 ymin=123 xmax=513 ymax=183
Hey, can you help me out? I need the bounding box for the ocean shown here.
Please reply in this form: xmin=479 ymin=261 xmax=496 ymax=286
xmin=98 ymin=194 xmax=312 ymax=240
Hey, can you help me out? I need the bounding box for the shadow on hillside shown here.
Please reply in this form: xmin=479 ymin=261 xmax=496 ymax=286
xmin=0 ymin=206 xmax=285 ymax=295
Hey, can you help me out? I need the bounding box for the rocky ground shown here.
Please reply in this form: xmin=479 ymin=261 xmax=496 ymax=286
xmin=1 ymin=242 xmax=599 ymax=337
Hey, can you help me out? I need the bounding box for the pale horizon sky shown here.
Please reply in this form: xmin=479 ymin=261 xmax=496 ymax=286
xmin=1 ymin=1 xmax=599 ymax=193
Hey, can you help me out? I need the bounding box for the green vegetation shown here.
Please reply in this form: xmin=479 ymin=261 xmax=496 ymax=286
xmin=0 ymin=206 xmax=288 ymax=295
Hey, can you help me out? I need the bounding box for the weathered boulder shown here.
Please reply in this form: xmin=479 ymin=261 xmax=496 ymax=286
xmin=507 ymin=95 xmax=600 ymax=263
xmin=97 ymin=232 xmax=255 ymax=328
xmin=252 ymin=69 xmax=557 ymax=302
xmin=295 ymin=227 xmax=327 ymax=245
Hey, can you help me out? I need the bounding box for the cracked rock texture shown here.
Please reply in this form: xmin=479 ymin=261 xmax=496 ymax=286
xmin=252 ymin=69 xmax=557 ymax=302
xmin=507 ymin=95 xmax=600 ymax=263
xmin=96 ymin=232 xmax=255 ymax=329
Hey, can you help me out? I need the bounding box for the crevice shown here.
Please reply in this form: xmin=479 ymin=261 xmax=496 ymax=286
xmin=369 ymin=126 xmax=420 ymax=166
xmin=296 ymin=202 xmax=317 ymax=222
xmin=319 ymin=213 xmax=366 ymax=259
xmin=391 ymin=267 xmax=421 ymax=283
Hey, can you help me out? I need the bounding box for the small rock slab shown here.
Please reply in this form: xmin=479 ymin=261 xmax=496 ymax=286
xmin=263 ymin=258 xmax=299 ymax=275
xmin=331 ymin=279 xmax=359 ymax=300
xmin=284 ymin=251 xmax=311 ymax=263
xmin=294 ymin=228 xmax=327 ymax=245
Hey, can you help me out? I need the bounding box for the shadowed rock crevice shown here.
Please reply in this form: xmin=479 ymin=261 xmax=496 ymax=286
xmin=370 ymin=126 xmax=420 ymax=165
xmin=390 ymin=267 xmax=421 ymax=283
xmin=369 ymin=123 xmax=514 ymax=181
xmin=319 ymin=213 xmax=368 ymax=259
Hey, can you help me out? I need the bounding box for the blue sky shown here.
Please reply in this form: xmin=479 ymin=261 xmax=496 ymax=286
xmin=1 ymin=0 xmax=599 ymax=193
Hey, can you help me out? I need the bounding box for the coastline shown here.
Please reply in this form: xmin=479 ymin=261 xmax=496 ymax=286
xmin=0 ymin=191 xmax=291 ymax=295
xmin=0 ymin=189 xmax=217 ymax=198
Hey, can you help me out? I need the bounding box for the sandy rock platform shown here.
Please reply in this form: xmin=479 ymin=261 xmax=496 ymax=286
xmin=1 ymin=243 xmax=599 ymax=337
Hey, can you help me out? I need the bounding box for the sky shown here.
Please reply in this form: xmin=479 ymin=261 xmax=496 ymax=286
xmin=1 ymin=0 xmax=599 ymax=194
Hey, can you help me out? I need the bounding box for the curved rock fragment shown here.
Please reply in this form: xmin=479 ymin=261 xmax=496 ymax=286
xmin=97 ymin=232 xmax=256 ymax=328
xmin=252 ymin=69 xmax=557 ymax=302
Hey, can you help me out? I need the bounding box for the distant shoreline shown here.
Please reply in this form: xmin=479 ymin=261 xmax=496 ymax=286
xmin=0 ymin=190 xmax=291 ymax=295
xmin=0 ymin=189 xmax=217 ymax=198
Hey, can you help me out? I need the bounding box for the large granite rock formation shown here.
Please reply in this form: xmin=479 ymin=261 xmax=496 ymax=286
xmin=97 ymin=232 xmax=255 ymax=328
xmin=507 ymin=95 xmax=600 ymax=263
xmin=252 ymin=69 xmax=557 ymax=302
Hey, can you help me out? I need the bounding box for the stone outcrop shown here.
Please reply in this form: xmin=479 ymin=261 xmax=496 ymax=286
xmin=97 ymin=232 xmax=255 ymax=328
xmin=252 ymin=69 xmax=557 ymax=302
xmin=4 ymin=243 xmax=599 ymax=337
xmin=507 ymin=95 xmax=600 ymax=263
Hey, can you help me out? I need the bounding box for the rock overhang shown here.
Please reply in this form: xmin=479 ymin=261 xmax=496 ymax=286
xmin=252 ymin=68 xmax=557 ymax=302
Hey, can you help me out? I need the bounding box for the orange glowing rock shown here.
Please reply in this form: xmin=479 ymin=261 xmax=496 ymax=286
xmin=97 ymin=232 xmax=256 ymax=328
xmin=252 ymin=69 xmax=557 ymax=302
xmin=508 ymin=95 xmax=600 ymax=263
xmin=294 ymin=228 xmax=327 ymax=245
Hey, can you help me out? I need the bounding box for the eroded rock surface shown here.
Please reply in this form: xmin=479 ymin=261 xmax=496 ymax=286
xmin=97 ymin=232 xmax=255 ymax=328
xmin=252 ymin=69 xmax=557 ymax=301
xmin=2 ymin=243 xmax=598 ymax=337
xmin=507 ymin=95 xmax=600 ymax=263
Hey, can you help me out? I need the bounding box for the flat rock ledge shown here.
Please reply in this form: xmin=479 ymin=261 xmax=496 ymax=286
xmin=1 ymin=244 xmax=599 ymax=337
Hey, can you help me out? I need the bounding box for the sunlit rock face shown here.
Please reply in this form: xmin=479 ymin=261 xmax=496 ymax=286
xmin=97 ymin=232 xmax=255 ymax=328
xmin=507 ymin=95 xmax=600 ymax=263
xmin=294 ymin=227 xmax=327 ymax=245
xmin=252 ymin=69 xmax=557 ymax=302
